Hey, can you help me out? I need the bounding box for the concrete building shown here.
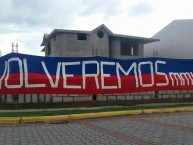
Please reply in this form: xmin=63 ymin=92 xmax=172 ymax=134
xmin=145 ymin=19 xmax=193 ymax=59
xmin=41 ymin=24 xmax=158 ymax=59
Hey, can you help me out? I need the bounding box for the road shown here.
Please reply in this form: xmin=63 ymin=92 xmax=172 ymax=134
xmin=1 ymin=112 xmax=193 ymax=145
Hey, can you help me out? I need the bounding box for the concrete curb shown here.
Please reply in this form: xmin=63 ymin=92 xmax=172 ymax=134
xmin=1 ymin=107 xmax=193 ymax=124
xmin=0 ymin=117 xmax=21 ymax=124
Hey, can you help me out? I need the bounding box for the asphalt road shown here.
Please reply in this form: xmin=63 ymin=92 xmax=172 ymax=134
xmin=1 ymin=112 xmax=193 ymax=145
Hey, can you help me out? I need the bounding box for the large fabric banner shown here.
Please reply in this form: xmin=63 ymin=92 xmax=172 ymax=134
xmin=0 ymin=53 xmax=193 ymax=94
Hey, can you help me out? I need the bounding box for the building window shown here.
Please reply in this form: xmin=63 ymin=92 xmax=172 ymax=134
xmin=121 ymin=41 xmax=137 ymax=56
xmin=77 ymin=33 xmax=87 ymax=40
xmin=47 ymin=42 xmax=51 ymax=55
xmin=97 ymin=30 xmax=104 ymax=38
xmin=121 ymin=47 xmax=132 ymax=55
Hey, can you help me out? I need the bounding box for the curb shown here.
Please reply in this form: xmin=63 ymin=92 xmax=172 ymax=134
xmin=0 ymin=117 xmax=21 ymax=124
xmin=1 ymin=107 xmax=193 ymax=124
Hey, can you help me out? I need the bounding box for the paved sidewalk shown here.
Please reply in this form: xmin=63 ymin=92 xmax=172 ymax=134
xmin=1 ymin=112 xmax=193 ymax=145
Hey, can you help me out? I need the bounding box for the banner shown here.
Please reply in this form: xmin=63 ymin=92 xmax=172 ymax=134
xmin=0 ymin=53 xmax=193 ymax=94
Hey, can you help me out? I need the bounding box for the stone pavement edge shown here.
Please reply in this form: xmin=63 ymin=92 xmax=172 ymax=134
xmin=1 ymin=106 xmax=193 ymax=124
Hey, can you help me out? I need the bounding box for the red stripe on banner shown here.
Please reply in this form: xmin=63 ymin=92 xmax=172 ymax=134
xmin=1 ymin=73 xmax=193 ymax=94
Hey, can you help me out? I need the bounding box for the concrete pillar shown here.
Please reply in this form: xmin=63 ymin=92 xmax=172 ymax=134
xmin=19 ymin=94 xmax=25 ymax=103
xmin=138 ymin=42 xmax=144 ymax=58
xmin=109 ymin=38 xmax=121 ymax=58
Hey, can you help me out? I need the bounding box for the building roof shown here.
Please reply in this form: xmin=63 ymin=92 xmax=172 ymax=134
xmin=41 ymin=24 xmax=159 ymax=51
xmin=90 ymin=24 xmax=113 ymax=35
xmin=110 ymin=33 xmax=158 ymax=44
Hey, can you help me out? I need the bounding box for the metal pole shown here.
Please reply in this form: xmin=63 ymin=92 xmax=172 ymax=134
xmin=12 ymin=43 xmax=14 ymax=53
xmin=16 ymin=43 xmax=18 ymax=53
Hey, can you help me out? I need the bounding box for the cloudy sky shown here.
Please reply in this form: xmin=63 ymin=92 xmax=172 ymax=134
xmin=0 ymin=0 xmax=193 ymax=56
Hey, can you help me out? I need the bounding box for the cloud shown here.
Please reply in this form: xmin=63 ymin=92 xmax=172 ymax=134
xmin=0 ymin=0 xmax=84 ymax=55
xmin=0 ymin=0 xmax=12 ymax=18
xmin=0 ymin=0 xmax=85 ymax=29
xmin=129 ymin=1 xmax=154 ymax=17
xmin=80 ymin=0 xmax=121 ymax=19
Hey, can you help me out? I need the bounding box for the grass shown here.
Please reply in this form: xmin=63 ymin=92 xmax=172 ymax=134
xmin=0 ymin=103 xmax=193 ymax=117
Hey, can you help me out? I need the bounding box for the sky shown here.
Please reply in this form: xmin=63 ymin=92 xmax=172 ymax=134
xmin=0 ymin=0 xmax=193 ymax=56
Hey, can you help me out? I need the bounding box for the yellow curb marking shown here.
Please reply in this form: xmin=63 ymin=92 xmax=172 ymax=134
xmin=1 ymin=107 xmax=193 ymax=124
xmin=0 ymin=117 xmax=21 ymax=124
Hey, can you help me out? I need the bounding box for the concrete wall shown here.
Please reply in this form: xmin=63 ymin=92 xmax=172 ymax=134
xmin=45 ymin=43 xmax=48 ymax=56
xmin=109 ymin=37 xmax=120 ymax=58
xmin=48 ymin=33 xmax=92 ymax=57
xmin=44 ymin=30 xmax=144 ymax=59
xmin=89 ymin=28 xmax=109 ymax=57
xmin=1 ymin=90 xmax=192 ymax=104
xmin=46 ymin=28 xmax=110 ymax=57
xmin=144 ymin=20 xmax=193 ymax=59
xmin=137 ymin=42 xmax=144 ymax=58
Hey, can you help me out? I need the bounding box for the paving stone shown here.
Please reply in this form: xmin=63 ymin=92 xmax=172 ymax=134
xmin=1 ymin=112 xmax=193 ymax=145
xmin=89 ymin=112 xmax=193 ymax=145
xmin=0 ymin=123 xmax=133 ymax=145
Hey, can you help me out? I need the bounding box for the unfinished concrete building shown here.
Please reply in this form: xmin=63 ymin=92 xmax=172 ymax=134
xmin=41 ymin=24 xmax=158 ymax=59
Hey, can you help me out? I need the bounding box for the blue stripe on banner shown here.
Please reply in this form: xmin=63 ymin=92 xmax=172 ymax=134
xmin=1 ymin=53 xmax=193 ymax=75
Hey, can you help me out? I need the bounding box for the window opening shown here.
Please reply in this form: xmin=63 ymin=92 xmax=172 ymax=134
xmin=97 ymin=30 xmax=104 ymax=38
xmin=77 ymin=33 xmax=87 ymax=40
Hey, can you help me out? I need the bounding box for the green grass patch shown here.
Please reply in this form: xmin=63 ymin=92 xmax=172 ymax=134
xmin=0 ymin=103 xmax=193 ymax=117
